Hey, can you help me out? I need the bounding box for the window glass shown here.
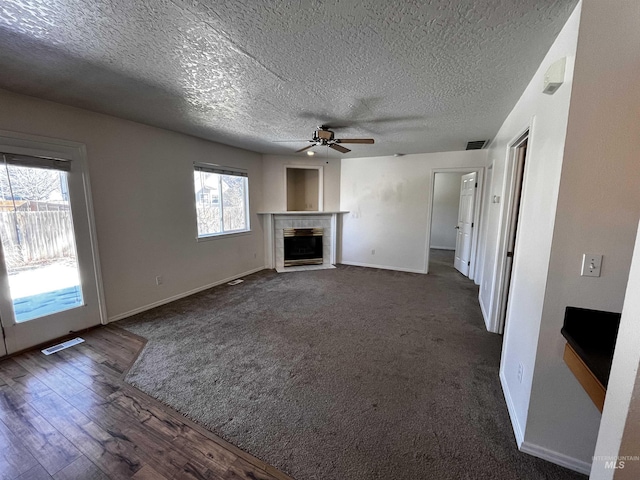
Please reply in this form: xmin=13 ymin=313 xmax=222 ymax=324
xmin=221 ymin=174 xmax=247 ymax=232
xmin=194 ymin=167 xmax=248 ymax=237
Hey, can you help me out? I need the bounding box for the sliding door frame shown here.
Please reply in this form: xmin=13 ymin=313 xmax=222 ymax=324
xmin=0 ymin=129 xmax=106 ymax=353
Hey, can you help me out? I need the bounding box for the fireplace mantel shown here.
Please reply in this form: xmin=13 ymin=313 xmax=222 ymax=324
xmin=259 ymin=212 xmax=348 ymax=271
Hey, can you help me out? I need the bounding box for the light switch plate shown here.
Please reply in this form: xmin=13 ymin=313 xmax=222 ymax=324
xmin=581 ymin=254 xmax=602 ymax=277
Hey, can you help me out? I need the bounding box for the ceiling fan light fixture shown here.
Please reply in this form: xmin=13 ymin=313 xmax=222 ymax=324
xmin=306 ymin=150 xmax=315 ymax=156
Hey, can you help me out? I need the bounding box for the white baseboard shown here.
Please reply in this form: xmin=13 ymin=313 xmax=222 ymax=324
xmin=499 ymin=372 xmax=591 ymax=476
xmin=520 ymin=441 xmax=592 ymax=475
xmin=339 ymin=261 xmax=425 ymax=274
xmin=430 ymin=246 xmax=456 ymax=251
xmin=107 ymin=266 xmax=265 ymax=323
xmin=479 ymin=293 xmax=490 ymax=331
xmin=500 ymin=371 xmax=525 ymax=446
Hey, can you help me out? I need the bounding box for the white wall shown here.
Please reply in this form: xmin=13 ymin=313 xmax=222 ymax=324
xmin=524 ymin=0 xmax=640 ymax=470
xmin=474 ymin=164 xmax=493 ymax=288
xmin=616 ymin=371 xmax=640 ymax=479
xmin=617 ymin=380 xmax=640 ymax=479
xmin=590 ymin=222 xmax=640 ymax=480
xmin=302 ymin=169 xmax=319 ymax=211
xmin=262 ymin=155 xmax=341 ymax=212
xmin=0 ymin=89 xmax=265 ymax=321
xmin=340 ymin=151 xmax=487 ymax=273
xmin=430 ymin=173 xmax=463 ymax=250
xmin=477 ymin=2 xmax=581 ymax=460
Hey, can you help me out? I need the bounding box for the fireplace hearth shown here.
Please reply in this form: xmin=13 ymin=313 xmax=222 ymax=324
xmin=284 ymin=228 xmax=323 ymax=266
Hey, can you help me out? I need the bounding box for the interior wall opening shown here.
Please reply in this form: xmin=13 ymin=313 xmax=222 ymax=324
xmin=428 ymin=168 xmax=483 ymax=279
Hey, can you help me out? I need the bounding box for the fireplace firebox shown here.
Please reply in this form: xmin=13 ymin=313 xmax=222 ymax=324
xmin=283 ymin=228 xmax=323 ymax=266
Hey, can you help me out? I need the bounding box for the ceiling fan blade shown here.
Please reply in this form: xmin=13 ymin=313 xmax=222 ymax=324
xmin=296 ymin=144 xmax=317 ymax=153
xmin=336 ymin=138 xmax=375 ymax=144
xmin=273 ymin=139 xmax=310 ymax=143
xmin=329 ymin=143 xmax=350 ymax=154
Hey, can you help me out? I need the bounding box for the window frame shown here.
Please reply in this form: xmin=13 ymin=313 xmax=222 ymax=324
xmin=193 ymin=162 xmax=250 ymax=240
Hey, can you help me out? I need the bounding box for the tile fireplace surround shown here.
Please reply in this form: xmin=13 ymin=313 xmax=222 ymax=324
xmin=258 ymin=212 xmax=347 ymax=271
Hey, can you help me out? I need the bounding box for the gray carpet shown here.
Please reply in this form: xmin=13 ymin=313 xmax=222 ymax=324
xmin=118 ymin=250 xmax=586 ymax=480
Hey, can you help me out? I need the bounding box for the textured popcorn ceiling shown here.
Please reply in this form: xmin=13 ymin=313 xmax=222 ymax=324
xmin=0 ymin=0 xmax=578 ymax=157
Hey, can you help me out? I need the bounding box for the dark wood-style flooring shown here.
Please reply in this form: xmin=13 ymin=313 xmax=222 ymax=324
xmin=0 ymin=326 xmax=291 ymax=480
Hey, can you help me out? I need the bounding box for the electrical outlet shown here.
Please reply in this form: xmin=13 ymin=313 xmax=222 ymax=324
xmin=371 ymin=249 xmax=375 ymax=255
xmin=581 ymin=254 xmax=602 ymax=277
xmin=517 ymin=363 xmax=524 ymax=384
xmin=155 ymin=275 xmax=163 ymax=286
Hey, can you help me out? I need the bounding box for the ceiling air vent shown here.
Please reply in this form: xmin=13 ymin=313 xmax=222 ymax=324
xmin=466 ymin=140 xmax=489 ymax=150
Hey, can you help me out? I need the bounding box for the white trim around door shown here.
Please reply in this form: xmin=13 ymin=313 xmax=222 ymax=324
xmin=0 ymin=130 xmax=106 ymax=354
xmin=425 ymin=166 xmax=485 ymax=278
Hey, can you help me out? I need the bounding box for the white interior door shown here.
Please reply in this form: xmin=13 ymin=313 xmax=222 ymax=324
xmin=0 ymin=135 xmax=103 ymax=354
xmin=454 ymin=172 xmax=477 ymax=276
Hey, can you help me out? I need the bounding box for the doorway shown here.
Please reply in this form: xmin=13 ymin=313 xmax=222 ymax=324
xmin=427 ymin=168 xmax=483 ymax=277
xmin=496 ymin=133 xmax=528 ymax=333
xmin=0 ymin=132 xmax=104 ymax=354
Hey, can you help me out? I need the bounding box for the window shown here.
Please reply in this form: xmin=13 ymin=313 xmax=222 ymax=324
xmin=194 ymin=163 xmax=249 ymax=238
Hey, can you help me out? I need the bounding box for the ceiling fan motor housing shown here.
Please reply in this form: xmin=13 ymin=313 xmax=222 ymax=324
xmin=315 ymin=129 xmax=334 ymax=142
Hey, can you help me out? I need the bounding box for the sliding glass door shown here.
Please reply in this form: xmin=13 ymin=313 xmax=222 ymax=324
xmin=0 ymin=133 xmax=103 ymax=354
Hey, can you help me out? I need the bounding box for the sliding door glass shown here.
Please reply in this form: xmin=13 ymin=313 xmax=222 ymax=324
xmin=0 ymin=158 xmax=83 ymax=322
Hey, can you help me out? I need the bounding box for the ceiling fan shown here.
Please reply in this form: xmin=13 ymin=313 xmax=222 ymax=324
xmin=278 ymin=125 xmax=374 ymax=154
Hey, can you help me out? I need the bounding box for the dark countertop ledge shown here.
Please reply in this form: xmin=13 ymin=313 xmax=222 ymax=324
xmin=561 ymin=306 xmax=621 ymax=387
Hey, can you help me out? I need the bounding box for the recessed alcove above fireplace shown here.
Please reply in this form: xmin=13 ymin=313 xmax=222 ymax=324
xmin=258 ymin=211 xmax=347 ymax=272
xmin=285 ymin=165 xmax=323 ymax=212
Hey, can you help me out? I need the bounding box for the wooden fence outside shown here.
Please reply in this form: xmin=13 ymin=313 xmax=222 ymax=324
xmin=0 ymin=210 xmax=76 ymax=268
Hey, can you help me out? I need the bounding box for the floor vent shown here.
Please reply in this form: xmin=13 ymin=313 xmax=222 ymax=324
xmin=227 ymin=279 xmax=244 ymax=286
xmin=466 ymin=139 xmax=489 ymax=150
xmin=42 ymin=337 xmax=84 ymax=356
